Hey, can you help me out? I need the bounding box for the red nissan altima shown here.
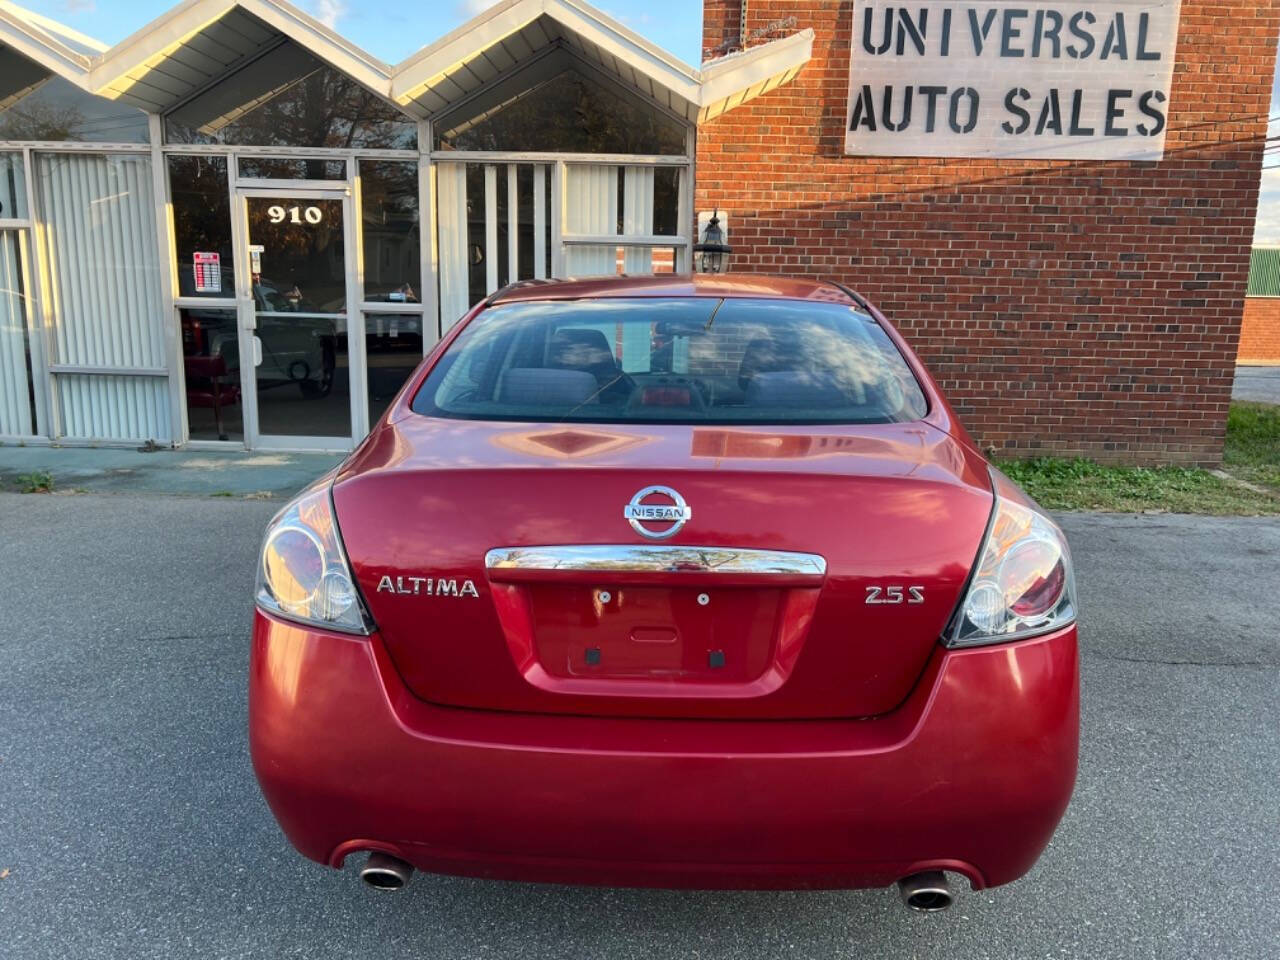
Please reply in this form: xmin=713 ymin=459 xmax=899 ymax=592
xmin=249 ymin=275 xmax=1078 ymax=911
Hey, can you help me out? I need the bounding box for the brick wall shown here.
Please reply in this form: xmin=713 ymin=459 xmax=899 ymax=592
xmin=1240 ymin=297 xmax=1280 ymax=362
xmin=698 ymin=1 xmax=1280 ymax=465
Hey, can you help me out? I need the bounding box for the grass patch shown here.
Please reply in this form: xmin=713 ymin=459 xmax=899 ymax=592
xmin=15 ymin=470 xmax=54 ymax=494
xmin=1001 ymin=404 xmax=1280 ymax=514
xmin=1223 ymin=402 xmax=1280 ymax=495
xmin=999 ymin=457 xmax=1280 ymax=514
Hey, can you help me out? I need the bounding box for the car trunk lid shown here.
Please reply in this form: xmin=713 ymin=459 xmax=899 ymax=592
xmin=333 ymin=416 xmax=993 ymax=719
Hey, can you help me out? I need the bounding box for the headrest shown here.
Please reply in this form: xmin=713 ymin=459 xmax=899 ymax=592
xmin=738 ymin=334 xmax=804 ymax=388
xmin=744 ymin=371 xmax=848 ymax=408
xmin=549 ymin=328 xmax=616 ymax=371
xmin=497 ymin=367 xmax=599 ymax=406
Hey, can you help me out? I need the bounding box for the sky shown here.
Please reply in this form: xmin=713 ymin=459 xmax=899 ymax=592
xmin=14 ymin=0 xmax=1280 ymax=246
xmin=1254 ymin=55 xmax=1280 ymax=246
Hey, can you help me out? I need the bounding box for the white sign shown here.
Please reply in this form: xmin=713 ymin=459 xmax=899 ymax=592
xmin=845 ymin=1 xmax=1181 ymax=160
xmin=192 ymin=251 xmax=221 ymax=294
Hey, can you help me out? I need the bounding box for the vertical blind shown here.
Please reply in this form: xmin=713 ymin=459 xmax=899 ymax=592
xmin=622 ymin=166 xmax=655 ymax=274
xmin=436 ymin=163 xmax=469 ymax=330
xmin=435 ymin=161 xmax=672 ymax=335
xmin=564 ymin=164 xmax=617 ymax=275
xmin=0 ymin=230 xmax=33 ymax=435
xmin=37 ymin=152 xmax=169 ymax=442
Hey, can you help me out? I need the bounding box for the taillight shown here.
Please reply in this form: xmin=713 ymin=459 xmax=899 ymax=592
xmin=255 ymin=480 xmax=374 ymax=635
xmin=946 ymin=467 xmax=1077 ymax=647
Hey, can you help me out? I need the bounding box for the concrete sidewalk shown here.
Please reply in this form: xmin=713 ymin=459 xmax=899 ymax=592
xmin=1233 ymin=365 xmax=1280 ymax=405
xmin=0 ymin=446 xmax=344 ymax=499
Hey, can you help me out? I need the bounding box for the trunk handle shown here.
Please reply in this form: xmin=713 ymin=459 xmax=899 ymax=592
xmin=485 ymin=545 xmax=826 ymax=586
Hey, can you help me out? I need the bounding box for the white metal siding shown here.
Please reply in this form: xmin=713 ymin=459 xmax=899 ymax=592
xmin=0 ymin=230 xmax=33 ymax=436
xmin=37 ymin=152 xmax=169 ymax=442
xmin=55 ymin=373 xmax=166 ymax=441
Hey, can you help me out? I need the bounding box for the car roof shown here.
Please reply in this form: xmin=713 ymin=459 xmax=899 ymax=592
xmin=487 ymin=274 xmax=863 ymax=306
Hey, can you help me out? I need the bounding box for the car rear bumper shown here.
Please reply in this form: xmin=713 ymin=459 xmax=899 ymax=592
xmin=249 ymin=610 xmax=1079 ymax=890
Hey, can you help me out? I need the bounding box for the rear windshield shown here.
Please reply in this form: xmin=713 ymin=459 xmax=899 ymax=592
xmin=411 ymin=297 xmax=928 ymax=425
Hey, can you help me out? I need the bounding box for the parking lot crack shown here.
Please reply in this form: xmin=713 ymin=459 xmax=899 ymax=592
xmin=1087 ymin=651 xmax=1277 ymax=669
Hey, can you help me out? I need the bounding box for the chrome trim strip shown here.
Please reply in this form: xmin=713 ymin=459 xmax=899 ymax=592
xmin=484 ymin=545 xmax=826 ymax=576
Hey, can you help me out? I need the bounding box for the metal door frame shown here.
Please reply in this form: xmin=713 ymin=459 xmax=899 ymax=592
xmin=233 ymin=185 xmax=363 ymax=452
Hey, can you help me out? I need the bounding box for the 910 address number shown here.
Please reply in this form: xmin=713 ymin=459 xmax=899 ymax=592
xmin=267 ymin=205 xmax=323 ymax=225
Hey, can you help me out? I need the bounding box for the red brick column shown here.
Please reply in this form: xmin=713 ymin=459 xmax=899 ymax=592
xmin=697 ymin=1 xmax=1280 ymax=465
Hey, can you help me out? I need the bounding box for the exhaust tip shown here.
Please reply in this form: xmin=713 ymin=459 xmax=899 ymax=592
xmin=360 ymin=851 xmax=413 ymax=891
xmin=897 ymin=871 xmax=953 ymax=912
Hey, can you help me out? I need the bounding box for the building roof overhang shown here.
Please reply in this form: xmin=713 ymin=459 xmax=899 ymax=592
xmin=0 ymin=0 xmax=813 ymax=129
xmin=391 ymin=0 xmax=813 ymax=125
xmin=0 ymin=0 xmax=101 ymax=106
xmin=85 ymin=0 xmax=393 ymax=114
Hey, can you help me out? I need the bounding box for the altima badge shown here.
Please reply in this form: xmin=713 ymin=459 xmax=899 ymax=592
xmin=624 ymin=485 xmax=692 ymax=540
xmin=377 ymin=575 xmax=479 ymax=598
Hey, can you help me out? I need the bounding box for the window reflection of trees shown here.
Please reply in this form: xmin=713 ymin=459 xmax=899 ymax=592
xmin=435 ymin=70 xmax=685 ymax=155
xmin=170 ymin=156 xmax=234 ymax=299
xmin=360 ymin=161 xmax=420 ymax=302
xmin=247 ymin=198 xmax=347 ymax=313
xmin=165 ymin=59 xmax=417 ymax=151
xmin=0 ymin=77 xmax=148 ymax=143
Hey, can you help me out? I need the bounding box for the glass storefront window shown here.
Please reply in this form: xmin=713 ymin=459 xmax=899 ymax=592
xmin=465 ymin=164 xmax=488 ymax=307
xmin=0 ymin=153 xmax=28 ymax=219
xmin=434 ymin=69 xmax=686 ymax=155
xmin=165 ymin=46 xmax=417 ymax=150
xmin=170 ymin=156 xmax=234 ymax=299
xmin=458 ymin=163 xmax=555 ymax=307
xmin=247 ymin=196 xmax=347 ymax=315
xmin=360 ymin=160 xmax=420 ymax=303
xmin=620 ymin=246 xmax=679 ymax=274
xmin=652 ymin=167 xmax=681 ymax=238
xmin=180 ymin=308 xmax=243 ymax=442
xmin=238 ymin=158 xmax=346 ymax=181
xmin=365 ymin=313 xmax=424 ymax=426
xmin=0 ymin=76 xmax=148 ymax=143
xmin=253 ymin=310 xmax=351 ymax=439
xmin=564 ymin=244 xmax=680 ymax=276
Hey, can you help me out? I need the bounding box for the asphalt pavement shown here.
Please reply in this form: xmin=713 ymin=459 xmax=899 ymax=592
xmin=1 ymin=494 xmax=1277 ymax=959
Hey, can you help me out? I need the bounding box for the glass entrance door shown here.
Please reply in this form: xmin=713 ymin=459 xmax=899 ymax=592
xmin=239 ymin=192 xmax=357 ymax=448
